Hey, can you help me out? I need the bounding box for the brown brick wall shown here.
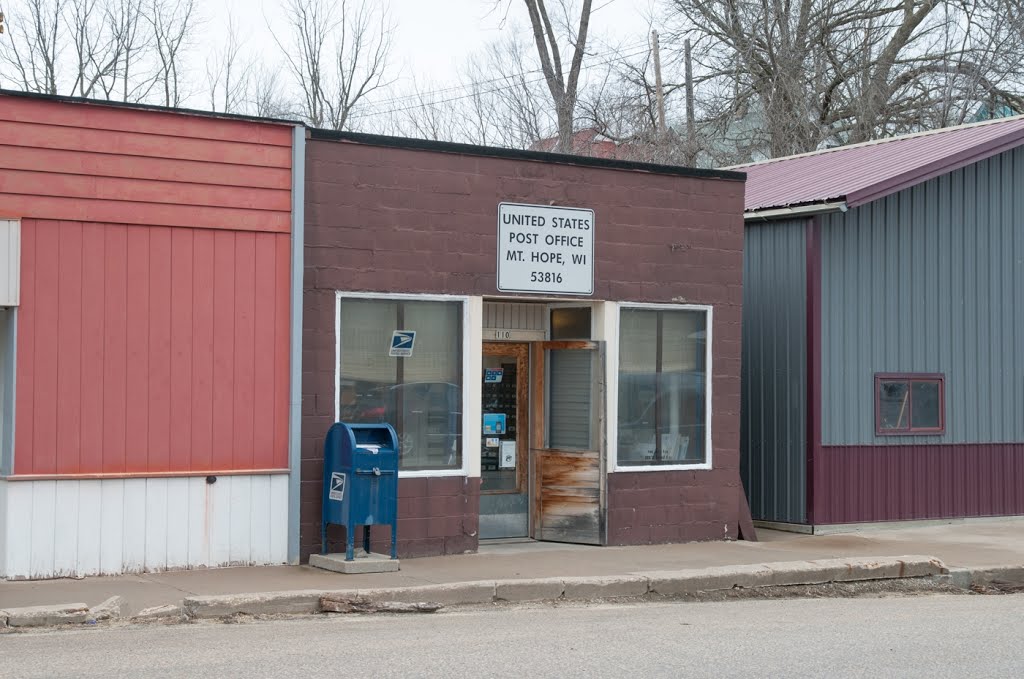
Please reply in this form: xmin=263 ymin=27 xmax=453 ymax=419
xmin=309 ymin=476 xmax=480 ymax=560
xmin=607 ymin=471 xmax=743 ymax=545
xmin=302 ymin=136 xmax=746 ymax=558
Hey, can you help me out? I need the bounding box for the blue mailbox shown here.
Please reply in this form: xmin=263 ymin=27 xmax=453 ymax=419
xmin=321 ymin=422 xmax=399 ymax=561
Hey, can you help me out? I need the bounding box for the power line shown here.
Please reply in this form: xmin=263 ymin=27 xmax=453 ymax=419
xmin=350 ymin=38 xmax=652 ymax=115
xmin=350 ymin=43 xmax=653 ymax=121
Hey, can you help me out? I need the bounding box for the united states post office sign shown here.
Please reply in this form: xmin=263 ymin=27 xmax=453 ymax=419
xmin=497 ymin=202 xmax=594 ymax=295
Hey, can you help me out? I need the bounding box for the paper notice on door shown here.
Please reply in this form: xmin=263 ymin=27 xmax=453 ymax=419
xmin=499 ymin=441 xmax=516 ymax=469
xmin=485 ymin=437 xmax=500 ymax=448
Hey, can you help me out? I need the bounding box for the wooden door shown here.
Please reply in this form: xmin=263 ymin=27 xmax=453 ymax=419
xmin=531 ymin=341 xmax=605 ymax=545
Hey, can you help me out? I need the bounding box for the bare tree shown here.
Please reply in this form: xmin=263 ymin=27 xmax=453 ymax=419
xmin=665 ymin=0 xmax=1024 ymax=162
xmin=106 ymin=0 xmax=151 ymax=102
xmin=516 ymin=0 xmax=593 ymax=152
xmin=249 ymin=61 xmax=291 ymax=118
xmin=274 ymin=0 xmax=393 ymax=130
xmin=145 ymin=0 xmax=195 ymax=107
xmin=204 ymin=11 xmax=249 ymax=113
xmin=0 ymin=0 xmax=66 ymax=93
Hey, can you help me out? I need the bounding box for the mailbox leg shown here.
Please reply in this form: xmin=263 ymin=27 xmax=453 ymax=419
xmin=321 ymin=523 xmax=327 ymax=556
xmin=346 ymin=523 xmax=355 ymax=561
xmin=363 ymin=525 xmax=371 ymax=556
xmin=390 ymin=524 xmax=397 ymax=560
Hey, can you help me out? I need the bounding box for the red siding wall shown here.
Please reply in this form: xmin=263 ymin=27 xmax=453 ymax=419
xmin=2 ymin=95 xmax=293 ymax=477
xmin=814 ymin=444 xmax=1024 ymax=523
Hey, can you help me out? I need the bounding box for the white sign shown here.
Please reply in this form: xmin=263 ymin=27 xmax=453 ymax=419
xmin=497 ymin=202 xmax=594 ymax=295
xmin=389 ymin=330 xmax=416 ymax=357
xmin=329 ymin=472 xmax=346 ymax=502
xmin=499 ymin=441 xmax=517 ymax=469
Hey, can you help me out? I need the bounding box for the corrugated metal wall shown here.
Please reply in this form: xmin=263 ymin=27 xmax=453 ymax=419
xmin=821 ymin=146 xmax=1024 ymax=446
xmin=741 ymin=219 xmax=808 ymax=523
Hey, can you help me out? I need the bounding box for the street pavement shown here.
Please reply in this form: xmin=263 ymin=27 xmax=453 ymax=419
xmin=2 ymin=594 xmax=1022 ymax=678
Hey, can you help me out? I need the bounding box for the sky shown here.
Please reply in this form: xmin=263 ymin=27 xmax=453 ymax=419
xmin=214 ymin=0 xmax=658 ymax=109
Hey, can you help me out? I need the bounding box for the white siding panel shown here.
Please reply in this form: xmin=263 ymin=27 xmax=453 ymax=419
xmin=76 ymin=481 xmax=103 ymax=575
xmin=0 ymin=474 xmax=288 ymax=579
xmin=249 ymin=475 xmax=272 ymax=565
xmin=164 ymin=477 xmax=190 ymax=569
xmin=52 ymin=481 xmax=80 ymax=577
xmin=269 ymin=474 xmax=288 ymax=564
xmin=0 ymin=220 xmax=19 ymax=307
xmin=28 ymin=481 xmax=56 ymax=578
xmin=207 ymin=477 xmax=232 ymax=567
xmin=228 ymin=476 xmax=252 ymax=564
xmin=0 ymin=480 xmax=7 ymax=577
xmin=143 ymin=479 xmax=169 ymax=571
xmin=121 ymin=479 xmax=148 ymax=572
xmin=99 ymin=480 xmax=125 ymax=575
xmin=186 ymin=478 xmax=208 ymax=566
xmin=4 ymin=481 xmax=31 ymax=577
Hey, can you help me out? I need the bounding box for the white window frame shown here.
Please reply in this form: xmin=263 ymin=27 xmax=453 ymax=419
xmin=334 ymin=291 xmax=478 ymax=478
xmin=611 ymin=302 xmax=713 ymax=472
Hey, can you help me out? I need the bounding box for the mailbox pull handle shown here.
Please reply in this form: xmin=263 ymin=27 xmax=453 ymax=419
xmin=355 ymin=468 xmax=395 ymax=475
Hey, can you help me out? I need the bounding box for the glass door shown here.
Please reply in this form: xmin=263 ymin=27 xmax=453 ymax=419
xmin=479 ymin=342 xmax=529 ymax=539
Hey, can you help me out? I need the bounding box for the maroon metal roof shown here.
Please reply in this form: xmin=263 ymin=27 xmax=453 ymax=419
xmin=735 ymin=115 xmax=1024 ymax=212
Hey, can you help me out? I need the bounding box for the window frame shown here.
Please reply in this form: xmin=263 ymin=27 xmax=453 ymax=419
xmin=335 ymin=291 xmax=472 ymax=478
xmin=874 ymin=373 xmax=945 ymax=436
xmin=612 ymin=302 xmax=713 ymax=473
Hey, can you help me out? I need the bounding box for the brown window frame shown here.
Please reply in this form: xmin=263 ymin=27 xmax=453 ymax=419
xmin=874 ymin=373 xmax=945 ymax=435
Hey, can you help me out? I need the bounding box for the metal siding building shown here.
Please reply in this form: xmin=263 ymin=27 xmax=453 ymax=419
xmin=741 ymin=220 xmax=807 ymax=524
xmin=739 ymin=118 xmax=1024 ymax=528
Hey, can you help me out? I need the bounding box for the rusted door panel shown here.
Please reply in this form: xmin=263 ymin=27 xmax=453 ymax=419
xmin=531 ymin=341 xmax=605 ymax=546
xmin=535 ymin=450 xmax=602 ymax=544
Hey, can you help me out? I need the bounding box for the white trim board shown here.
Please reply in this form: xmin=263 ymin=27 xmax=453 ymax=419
xmin=611 ymin=302 xmax=714 ymax=473
xmin=334 ymin=292 xmax=478 ymax=479
xmin=0 ymin=474 xmax=288 ymax=579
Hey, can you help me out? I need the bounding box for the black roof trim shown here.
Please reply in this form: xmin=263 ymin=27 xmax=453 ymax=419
xmin=309 ymin=128 xmax=746 ymax=181
xmin=0 ymin=89 xmax=746 ymax=181
xmin=0 ymin=88 xmax=303 ymax=126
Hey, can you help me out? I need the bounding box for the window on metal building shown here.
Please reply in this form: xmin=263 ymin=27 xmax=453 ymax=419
xmin=875 ymin=374 xmax=945 ymax=435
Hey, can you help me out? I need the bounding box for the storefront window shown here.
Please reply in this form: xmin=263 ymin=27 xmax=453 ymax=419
xmin=617 ymin=308 xmax=707 ymax=466
xmin=338 ymin=298 xmax=463 ymax=471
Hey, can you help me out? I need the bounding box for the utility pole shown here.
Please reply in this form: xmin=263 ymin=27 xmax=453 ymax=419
xmin=651 ymin=30 xmax=667 ymax=136
xmin=684 ymin=38 xmax=696 ymax=166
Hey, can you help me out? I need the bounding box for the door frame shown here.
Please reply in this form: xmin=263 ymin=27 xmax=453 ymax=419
xmin=530 ymin=340 xmax=607 ymax=544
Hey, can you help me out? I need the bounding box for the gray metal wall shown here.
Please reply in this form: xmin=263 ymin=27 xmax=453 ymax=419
xmin=741 ymin=219 xmax=808 ymax=523
xmin=821 ymin=146 xmax=1024 ymax=445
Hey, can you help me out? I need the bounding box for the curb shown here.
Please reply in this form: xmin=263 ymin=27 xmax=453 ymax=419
xmin=178 ymin=555 xmax=947 ymax=619
xmin=6 ymin=555 xmax=1018 ymax=629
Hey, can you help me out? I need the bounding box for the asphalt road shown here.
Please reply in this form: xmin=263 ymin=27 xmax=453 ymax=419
xmin=2 ymin=594 xmax=1021 ymax=678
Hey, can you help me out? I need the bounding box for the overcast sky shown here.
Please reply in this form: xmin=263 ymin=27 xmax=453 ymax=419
xmin=214 ymin=0 xmax=657 ymax=107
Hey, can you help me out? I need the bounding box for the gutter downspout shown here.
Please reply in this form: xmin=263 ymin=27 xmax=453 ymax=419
xmin=287 ymin=125 xmax=306 ymax=564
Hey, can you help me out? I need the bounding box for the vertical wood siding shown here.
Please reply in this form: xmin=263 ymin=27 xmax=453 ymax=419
xmin=1 ymin=95 xmax=293 ymax=476
xmin=15 ymin=220 xmax=291 ymax=475
xmin=740 ymin=219 xmax=808 ymax=523
xmin=0 ymin=474 xmax=288 ymax=579
xmin=820 ymin=147 xmax=1024 ymax=446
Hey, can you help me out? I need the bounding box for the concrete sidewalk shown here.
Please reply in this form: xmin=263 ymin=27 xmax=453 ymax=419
xmin=2 ymin=518 xmax=1022 ymax=619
